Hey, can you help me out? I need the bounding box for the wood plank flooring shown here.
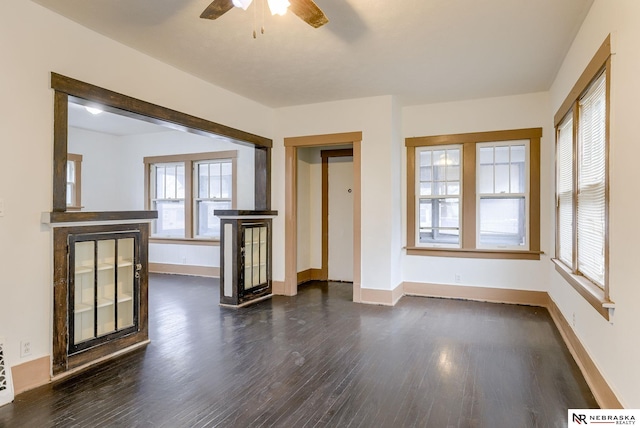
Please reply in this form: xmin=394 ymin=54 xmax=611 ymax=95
xmin=0 ymin=275 xmax=597 ymax=427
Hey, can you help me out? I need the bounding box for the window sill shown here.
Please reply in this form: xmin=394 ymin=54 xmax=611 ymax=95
xmin=552 ymin=259 xmax=614 ymax=321
xmin=405 ymin=247 xmax=541 ymax=260
xmin=150 ymin=237 xmax=220 ymax=246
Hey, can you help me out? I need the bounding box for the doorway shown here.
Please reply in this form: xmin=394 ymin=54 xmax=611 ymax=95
xmin=283 ymin=132 xmax=362 ymax=301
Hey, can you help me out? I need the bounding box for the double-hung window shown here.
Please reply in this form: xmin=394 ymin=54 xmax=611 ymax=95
xmin=144 ymin=151 xmax=237 ymax=241
xmin=406 ymin=128 xmax=541 ymax=259
xmin=553 ymin=35 xmax=611 ymax=318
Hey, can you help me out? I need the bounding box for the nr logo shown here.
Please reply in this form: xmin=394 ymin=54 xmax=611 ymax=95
xmin=573 ymin=413 xmax=588 ymax=424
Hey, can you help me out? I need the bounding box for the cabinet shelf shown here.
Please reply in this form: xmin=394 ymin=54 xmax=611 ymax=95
xmin=73 ymin=293 xmax=133 ymax=315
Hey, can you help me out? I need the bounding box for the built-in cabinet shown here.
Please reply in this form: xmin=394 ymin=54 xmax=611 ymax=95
xmin=69 ymin=232 xmax=140 ymax=354
xmin=216 ymin=211 xmax=276 ymax=307
xmin=52 ymin=223 xmax=150 ymax=375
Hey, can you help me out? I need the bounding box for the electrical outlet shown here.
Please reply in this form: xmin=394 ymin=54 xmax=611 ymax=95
xmin=20 ymin=341 xmax=31 ymax=358
xmin=454 ymin=273 xmax=461 ymax=283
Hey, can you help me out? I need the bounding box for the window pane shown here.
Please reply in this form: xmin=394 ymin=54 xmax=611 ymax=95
xmin=166 ymin=166 xmax=176 ymax=199
xmin=509 ymin=145 xmax=526 ymax=193
xmin=420 ymin=151 xmax=432 ymax=169
xmin=211 ymin=163 xmax=222 ymax=199
xmin=418 ymin=198 xmax=460 ymax=245
xmin=420 ymin=182 xmax=432 ymax=196
xmin=155 ymin=166 xmax=165 ymax=199
xmin=153 ymin=200 xmax=185 ymax=237
xmin=176 ymin=165 xmax=185 ymax=199
xmin=197 ymin=200 xmax=232 ymax=238
xmin=478 ymin=164 xmax=494 ymax=194
xmin=420 ymin=165 xmax=432 ymax=182
xmin=478 ymin=147 xmax=494 ymax=193
xmin=220 ymin=162 xmax=232 ymax=199
xmin=67 ymin=160 xmax=75 ymax=182
xmin=495 ymin=164 xmax=510 ymax=193
xmin=198 ymin=163 xmax=209 ymax=199
xmin=479 ymin=197 xmax=526 ymax=247
xmin=66 ymin=183 xmax=73 ymax=205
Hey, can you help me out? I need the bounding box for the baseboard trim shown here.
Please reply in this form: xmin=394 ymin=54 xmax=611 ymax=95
xmin=360 ymin=282 xmax=403 ymax=306
xmin=403 ymin=281 xmax=550 ymax=307
xmin=297 ymin=268 xmax=324 ymax=285
xmin=51 ymin=340 xmax=150 ymax=384
xmin=272 ymin=280 xmax=286 ymax=296
xmin=547 ymin=298 xmax=622 ymax=409
xmin=12 ymin=356 xmax=50 ymax=395
xmin=149 ymin=263 xmax=219 ymax=278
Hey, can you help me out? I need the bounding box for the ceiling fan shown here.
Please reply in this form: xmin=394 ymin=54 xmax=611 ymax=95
xmin=200 ymin=0 xmax=329 ymax=29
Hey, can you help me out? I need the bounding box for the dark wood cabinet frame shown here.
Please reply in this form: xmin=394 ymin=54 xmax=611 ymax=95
xmin=53 ymin=223 xmax=150 ymax=375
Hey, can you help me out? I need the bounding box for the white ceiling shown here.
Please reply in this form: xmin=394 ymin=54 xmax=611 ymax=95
xmin=32 ymin=0 xmax=594 ymax=108
xmin=68 ymin=101 xmax=173 ymax=136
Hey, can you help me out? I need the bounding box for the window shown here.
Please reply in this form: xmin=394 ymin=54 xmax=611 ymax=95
xmin=66 ymin=153 xmax=82 ymax=210
xmin=406 ymin=128 xmax=541 ymax=259
xmin=416 ymin=146 xmax=461 ymax=247
xmin=194 ymin=160 xmax=232 ymax=238
xmin=144 ymin=151 xmax=237 ymax=241
xmin=477 ymin=141 xmax=528 ymax=249
xmin=553 ymin=35 xmax=611 ymax=319
xmin=150 ymin=163 xmax=186 ymax=238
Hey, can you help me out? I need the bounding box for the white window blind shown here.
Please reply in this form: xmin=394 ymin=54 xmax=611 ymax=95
xmin=577 ymin=71 xmax=606 ymax=287
xmin=557 ymin=116 xmax=574 ymax=266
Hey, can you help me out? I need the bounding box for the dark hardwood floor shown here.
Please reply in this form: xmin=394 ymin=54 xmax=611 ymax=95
xmin=0 ymin=274 xmax=597 ymax=427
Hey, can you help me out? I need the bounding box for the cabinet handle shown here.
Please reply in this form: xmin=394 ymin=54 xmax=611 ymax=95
xmin=135 ymin=263 xmax=142 ymax=271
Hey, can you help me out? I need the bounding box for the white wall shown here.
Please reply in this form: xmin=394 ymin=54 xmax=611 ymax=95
xmin=296 ymin=147 xmax=323 ymax=273
xmin=548 ymin=0 xmax=640 ymax=408
xmin=0 ymin=0 xmax=273 ymax=374
xmin=274 ymin=96 xmax=402 ymax=290
xmin=68 ymin=127 xmax=126 ymax=211
xmin=402 ymin=92 xmax=552 ymax=292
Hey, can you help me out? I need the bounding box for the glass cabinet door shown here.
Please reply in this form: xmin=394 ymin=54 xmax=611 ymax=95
xmin=242 ymin=224 xmax=269 ymax=292
xmin=69 ymin=231 xmax=139 ymax=354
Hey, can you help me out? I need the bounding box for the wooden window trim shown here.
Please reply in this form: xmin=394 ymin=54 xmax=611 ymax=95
xmin=50 ymin=73 xmax=272 ymax=218
xmin=553 ymin=35 xmax=613 ymax=319
xmin=144 ymin=151 xmax=237 ymax=241
xmin=406 ymin=128 xmax=541 ymax=260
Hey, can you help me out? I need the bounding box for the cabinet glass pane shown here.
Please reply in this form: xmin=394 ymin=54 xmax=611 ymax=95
xmin=259 ymin=227 xmax=267 ymax=284
xmin=97 ymin=240 xmax=116 ymax=336
xmin=117 ymin=238 xmax=135 ymax=329
xmin=74 ymin=241 xmax=95 ymax=343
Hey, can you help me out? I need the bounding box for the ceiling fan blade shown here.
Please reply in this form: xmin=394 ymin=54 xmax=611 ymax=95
xmin=200 ymin=0 xmax=235 ymax=20
xmin=289 ymin=0 xmax=328 ymax=28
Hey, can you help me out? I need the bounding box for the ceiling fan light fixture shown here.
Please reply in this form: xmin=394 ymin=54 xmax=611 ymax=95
xmin=267 ymin=0 xmax=290 ymax=16
xmin=232 ymin=0 xmax=253 ymax=10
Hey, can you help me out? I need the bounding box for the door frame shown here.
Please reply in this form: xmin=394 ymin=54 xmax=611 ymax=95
xmin=321 ymin=149 xmax=354 ymax=280
xmin=283 ymin=132 xmax=362 ymax=302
